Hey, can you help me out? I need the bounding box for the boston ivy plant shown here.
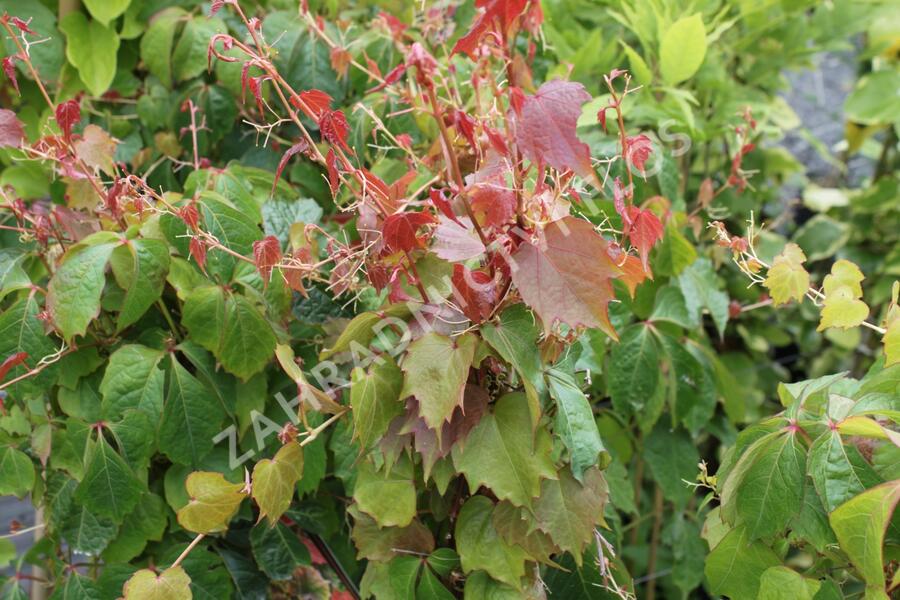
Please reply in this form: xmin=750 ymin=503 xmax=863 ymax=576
xmin=0 ymin=1 xmax=898 ymax=599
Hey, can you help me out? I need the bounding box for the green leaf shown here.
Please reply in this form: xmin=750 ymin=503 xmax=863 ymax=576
xmin=47 ymin=233 xmax=119 ymax=340
xmin=139 ymin=8 xmax=184 ymax=88
xmin=0 ymin=249 xmax=31 ymax=301
xmin=74 ymin=435 xmax=143 ymax=523
xmin=158 ymin=354 xmax=223 ymax=467
xmin=102 ymin=493 xmax=167 ymax=564
xmin=353 ymin=454 xmax=416 ymax=528
xmin=172 ymin=17 xmax=227 ymax=82
xmin=0 ymin=295 xmax=60 ymax=396
xmin=109 ymin=239 xmax=170 ymax=331
xmin=845 ymin=70 xmax=900 ymax=125
xmin=546 ymin=369 xmax=607 ymax=479
xmin=463 ymin=571 xmax=522 ymax=600
xmin=792 ymin=214 xmax=850 ymax=262
xmin=756 ymin=566 xmax=820 ymax=600
xmin=533 ymin=467 xmax=607 ymax=565
xmin=808 ymin=430 xmax=882 ymax=512
xmin=417 ymin=567 xmax=454 ymax=600
xmin=122 ymin=566 xmax=192 ymax=600
xmin=350 ymin=505 xmax=434 ymax=562
xmin=59 ymin=13 xmax=120 ymax=96
xmin=100 ymin=344 xmax=166 ymax=420
xmin=704 ymin=525 xmax=780 ymax=600
xmin=653 ymin=223 xmax=697 ymax=277
xmin=481 ymin=304 xmax=547 ymax=399
xmin=660 ymin=337 xmax=717 ymax=434
xmin=452 ymin=393 xmax=556 ymax=508
xmin=456 ymin=496 xmax=526 ymax=589
xmin=0 ymin=446 xmax=34 ymax=497
xmin=829 ymin=480 xmax=900 ymax=593
xmin=62 ymin=503 xmax=119 ymax=555
xmin=82 ymin=0 xmax=130 ymax=25
xmin=350 ymin=356 xmax=404 ymax=450
xmin=720 ymin=430 xmax=806 ymax=540
xmin=182 ymin=286 xmax=276 ymax=380
xmin=677 ymin=257 xmax=729 ymax=337
xmin=660 ymin=14 xmax=707 ymax=84
xmin=109 ymin=409 xmax=157 ymax=473
xmin=643 ymin=423 xmax=699 ymax=509
xmin=177 ymin=472 xmax=247 ymax=534
xmin=252 ymin=441 xmax=304 ymax=524
xmin=265 ymin=14 xmax=346 ymax=102
xmin=399 ymin=332 xmax=476 ymax=433
xmin=250 ymin=521 xmax=311 ymax=580
xmin=544 ymin=542 xmax=632 ymax=599
xmin=620 ymin=41 xmax=652 ymax=85
xmin=608 ymin=323 xmax=660 ymax=416
xmin=48 ymin=573 xmax=102 ymax=600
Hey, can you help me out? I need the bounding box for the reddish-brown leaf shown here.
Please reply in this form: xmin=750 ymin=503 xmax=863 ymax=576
xmin=0 ymin=109 xmax=25 ymax=148
xmin=429 ymin=188 xmax=459 ymax=224
xmin=179 ymin=203 xmax=199 ymax=231
xmin=319 ymin=109 xmax=350 ymax=152
xmin=452 ymin=265 xmax=497 ymax=323
xmin=613 ymin=250 xmax=649 ymax=297
xmin=510 ymin=216 xmax=622 ymax=338
xmin=189 ymin=237 xmax=207 ymax=273
xmin=290 ymin=89 xmax=333 ymax=120
xmin=452 ymin=0 xmax=529 ymax=59
xmin=253 ymin=236 xmax=282 ymax=283
xmin=382 ymin=212 xmax=435 ymax=254
xmin=623 ymin=206 xmax=663 ymax=274
xmin=2 ymin=56 xmax=18 ymax=95
xmin=0 ymin=352 xmax=28 ymax=383
xmin=272 ymin=140 xmax=311 ymax=196
xmin=432 ymin=216 xmax=485 ymax=262
xmin=55 ymin=100 xmax=80 ymax=143
xmin=513 ymin=80 xmax=594 ymax=179
xmin=624 ymin=134 xmax=653 ymax=175
xmin=470 ymin=183 xmax=516 ymax=228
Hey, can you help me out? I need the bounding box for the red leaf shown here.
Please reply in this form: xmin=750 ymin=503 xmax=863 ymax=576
xmin=319 ymin=109 xmax=350 ymax=152
xmin=470 ymin=183 xmax=516 ymax=228
xmin=382 ymin=212 xmax=436 ymax=254
xmin=189 ymin=237 xmax=208 ymax=272
xmin=273 ymin=141 xmax=310 ymax=196
xmin=0 ymin=109 xmax=25 ymax=148
xmin=0 ymin=352 xmax=28 ymax=383
xmin=253 ymin=236 xmax=282 ymax=283
xmin=597 ymin=107 xmax=608 ymax=132
xmin=325 ymin=149 xmax=339 ymax=197
xmin=452 ymin=0 xmax=529 ymax=59
xmin=513 ymin=80 xmax=594 ymax=178
xmin=55 ymin=100 xmax=80 ymax=143
xmin=378 ymin=11 xmax=407 ymax=39
xmin=624 ymin=134 xmax=653 ymax=175
xmin=247 ymin=76 xmax=265 ymax=114
xmin=484 ymin=125 xmax=509 ymax=156
xmin=210 ymin=0 xmax=226 ymax=16
xmin=510 ymin=216 xmax=622 ymax=338
xmin=290 ymin=89 xmax=332 ymax=120
xmin=10 ymin=17 xmax=36 ymax=35
xmin=452 ymin=264 xmax=496 ymax=323
xmin=2 ymin=56 xmax=18 ymax=95
xmin=429 ymin=188 xmax=459 ymax=224
xmin=432 ymin=216 xmax=485 ymax=262
xmin=623 ymin=206 xmax=663 ymax=273
xmin=179 ymin=203 xmax=200 ymax=231
xmin=367 ymin=62 xmax=406 ymax=93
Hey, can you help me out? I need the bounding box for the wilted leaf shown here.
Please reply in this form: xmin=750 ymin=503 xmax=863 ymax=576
xmin=74 ymin=124 xmax=117 ymax=174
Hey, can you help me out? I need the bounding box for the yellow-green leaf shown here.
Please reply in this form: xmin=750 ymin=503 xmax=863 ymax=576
xmin=177 ymin=472 xmax=247 ymax=534
xmin=659 ymin=14 xmax=707 ymax=84
xmin=885 ymin=319 xmax=899 ymax=367
xmin=764 ymin=243 xmax=809 ymax=306
xmin=122 ymin=566 xmax=192 ymax=600
xmin=818 ymin=286 xmax=869 ymax=331
xmin=822 ymin=259 xmax=864 ymax=297
xmin=252 ymin=441 xmax=303 ymax=525
xmin=829 ymin=481 xmax=900 ymax=594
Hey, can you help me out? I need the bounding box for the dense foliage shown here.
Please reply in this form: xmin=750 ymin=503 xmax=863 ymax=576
xmin=0 ymin=0 xmax=898 ymax=599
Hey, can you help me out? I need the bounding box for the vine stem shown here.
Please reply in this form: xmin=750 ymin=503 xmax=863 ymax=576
xmin=298 ymin=409 xmax=348 ymax=447
xmin=171 ymin=533 xmax=205 ymax=569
